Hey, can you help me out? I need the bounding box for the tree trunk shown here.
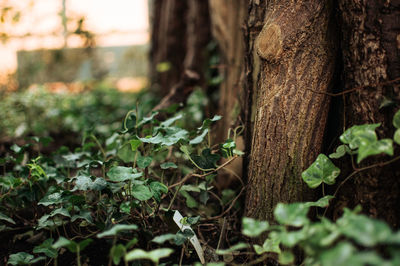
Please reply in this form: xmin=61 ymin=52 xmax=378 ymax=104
xmin=333 ymin=0 xmax=400 ymax=228
xmin=149 ymin=0 xmax=211 ymax=97
xmin=208 ymin=0 xmax=247 ymax=142
xmin=244 ymin=0 xmax=336 ymax=221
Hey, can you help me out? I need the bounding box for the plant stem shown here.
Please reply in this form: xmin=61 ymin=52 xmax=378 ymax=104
xmin=77 ymin=247 xmax=81 ymax=266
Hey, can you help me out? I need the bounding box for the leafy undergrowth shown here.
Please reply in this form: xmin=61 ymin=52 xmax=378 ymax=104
xmin=2 ymin=85 xmax=400 ymax=266
xmin=0 ymin=88 xmax=246 ymax=265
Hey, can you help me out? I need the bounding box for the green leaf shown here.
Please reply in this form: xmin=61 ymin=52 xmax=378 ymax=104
xmin=132 ymin=185 xmax=153 ymax=201
xmin=180 ymin=190 xmax=198 ymax=208
xmin=160 ymin=114 xmax=183 ymax=127
xmin=304 ymin=195 xmax=334 ymax=208
xmin=33 ymin=238 xmax=58 ymax=258
xmin=393 ymin=109 xmax=400 ymax=129
xmin=97 ymin=224 xmax=138 ymax=238
xmin=337 ymin=209 xmax=392 ymax=247
xmin=301 ymin=154 xmax=340 ymax=188
xmin=152 ymin=231 xmax=194 ymax=246
xmin=340 ymin=123 xmax=380 ymax=149
xmin=38 ymin=192 xmax=64 ymax=206
xmin=277 ymin=228 xmax=308 ymax=247
xmin=394 ymin=129 xmax=400 ymax=145
xmin=117 ymin=143 xmax=135 ymax=163
xmin=78 ymin=239 xmax=93 ymax=251
xmin=139 ymin=128 xmax=189 ymax=146
xmin=357 ymin=139 xmax=393 ymax=163
xmin=191 ymin=149 xmax=220 ymax=170
xmin=53 ymin=237 xmax=77 ymax=253
xmin=0 ymin=212 xmax=15 ymax=224
xmin=274 ymin=202 xmax=310 ymax=227
xmin=50 ymin=207 xmax=70 ymax=218
xmin=137 ymin=155 xmax=152 ymax=169
xmin=71 ymin=210 xmax=93 ymax=224
xmin=160 ymin=162 xmax=177 ymax=169
xmin=107 ymin=166 xmax=142 ymax=182
xmin=120 ymin=201 xmax=131 ymax=214
xmin=149 ymin=181 xmax=168 ymax=202
xmin=8 ymin=252 xmax=45 ymax=265
xmin=242 ymin=217 xmax=269 ymax=237
xmin=73 ymin=175 xmax=92 ymax=191
xmin=125 ymin=248 xmax=174 ymax=264
xmin=216 ymin=243 xmax=249 ymax=255
xmin=253 ymin=237 xmax=281 ymax=254
xmin=279 ymin=251 xmax=294 ymax=265
xmin=190 ymin=129 xmax=209 ymax=145
xmin=186 ymin=216 xmax=200 ymax=225
xmin=130 ymin=139 xmax=142 ymax=152
xmin=198 ymin=115 xmax=222 ymax=131
xmin=174 ymin=229 xmax=194 ymax=245
xmin=110 ymin=244 xmax=126 ymax=265
xmin=329 ymin=145 xmax=348 ymax=159
xmin=91 ymin=177 xmax=107 ymax=190
xmin=152 ymin=234 xmax=177 ymax=244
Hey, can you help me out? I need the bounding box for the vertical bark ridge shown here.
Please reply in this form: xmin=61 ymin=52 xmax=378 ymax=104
xmin=336 ymin=0 xmax=400 ymax=228
xmin=245 ymin=1 xmax=336 ymax=221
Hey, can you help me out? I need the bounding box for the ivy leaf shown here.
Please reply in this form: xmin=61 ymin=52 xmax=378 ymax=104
xmin=357 ymin=139 xmax=393 ymax=163
xmin=132 ymin=185 xmax=153 ymax=201
xmin=394 ymin=129 xmax=400 ymax=145
xmin=340 ymin=124 xmax=380 ymax=149
xmin=91 ymin=177 xmax=107 ymax=190
xmin=160 ymin=162 xmax=177 ymax=169
xmin=8 ymin=252 xmax=45 ymax=265
xmin=304 ymin=195 xmax=334 ymax=208
xmin=279 ymin=251 xmax=295 ymax=265
xmin=191 ymin=149 xmax=220 ymax=170
xmin=198 ymin=115 xmax=222 ymax=131
xmin=393 ymin=109 xmax=400 ymax=129
xmin=49 ymin=207 xmax=70 ymax=218
xmin=149 ymin=181 xmax=168 ymax=202
xmin=329 ymin=145 xmax=349 ymax=159
xmin=216 ymin=242 xmax=249 ymax=255
xmin=274 ymin=203 xmax=310 ymax=227
xmin=137 ymin=155 xmax=153 ymax=169
xmin=73 ymin=175 xmax=92 ymax=191
xmin=190 ymin=129 xmax=209 ymax=145
xmin=71 ymin=210 xmax=93 ymax=224
xmin=33 ymin=238 xmax=58 ymax=258
xmin=242 ymin=217 xmax=269 ymax=237
xmin=130 ymin=139 xmax=142 ymax=151
xmin=125 ymin=248 xmax=174 ymax=264
xmin=254 ymin=237 xmax=281 ymax=254
xmin=152 ymin=234 xmax=177 ymax=244
xmin=180 ymin=190 xmax=198 ymax=208
xmin=0 ymin=212 xmax=16 ymax=224
xmin=117 ymin=142 xmax=136 ymax=163
xmin=337 ymin=209 xmax=392 ymax=247
xmin=107 ymin=166 xmax=142 ymax=182
xmin=97 ymin=224 xmax=138 ymax=238
xmin=160 ymin=114 xmax=183 ymax=127
xmin=110 ymin=244 xmax=126 ymax=265
xmin=52 ymin=237 xmax=77 ymax=253
xmin=302 ymin=154 xmax=340 ymax=188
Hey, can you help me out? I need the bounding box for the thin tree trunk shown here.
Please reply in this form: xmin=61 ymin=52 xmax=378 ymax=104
xmin=334 ymin=0 xmax=400 ymax=228
xmin=245 ymin=0 xmax=336 ymax=221
xmin=149 ymin=0 xmax=211 ymax=101
xmin=149 ymin=0 xmax=188 ymax=96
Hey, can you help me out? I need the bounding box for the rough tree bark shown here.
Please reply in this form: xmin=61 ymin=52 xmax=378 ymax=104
xmin=149 ymin=0 xmax=211 ymax=97
xmin=208 ymin=0 xmax=247 ymax=142
xmin=332 ymin=0 xmax=400 ymax=228
xmin=244 ymin=1 xmax=336 ymax=221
